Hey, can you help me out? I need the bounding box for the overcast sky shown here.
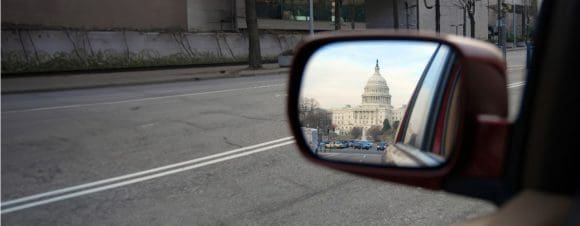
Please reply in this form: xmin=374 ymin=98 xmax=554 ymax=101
xmin=300 ymin=40 xmax=440 ymax=109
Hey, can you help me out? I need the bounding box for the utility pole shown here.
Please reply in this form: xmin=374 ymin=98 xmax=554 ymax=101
xmin=351 ymin=3 xmax=356 ymax=29
xmin=436 ymin=0 xmax=441 ymax=32
xmin=423 ymin=0 xmax=439 ymax=32
xmin=498 ymin=0 xmax=506 ymax=57
xmin=523 ymin=0 xmax=527 ymax=42
xmin=451 ymin=24 xmax=463 ymax=35
xmin=394 ymin=0 xmax=400 ymax=29
xmin=309 ymin=0 xmax=314 ymax=35
xmin=405 ymin=2 xmax=418 ymax=29
xmin=334 ymin=0 xmax=342 ymax=30
xmin=463 ymin=8 xmax=467 ymax=36
xmin=512 ymin=0 xmax=516 ymax=47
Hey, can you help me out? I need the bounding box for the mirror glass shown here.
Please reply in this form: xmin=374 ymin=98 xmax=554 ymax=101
xmin=298 ymin=40 xmax=454 ymax=168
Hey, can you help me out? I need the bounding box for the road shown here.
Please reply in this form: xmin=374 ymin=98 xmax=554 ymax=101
xmin=317 ymin=147 xmax=385 ymax=165
xmin=506 ymin=49 xmax=527 ymax=121
xmin=2 ymin=50 xmax=525 ymax=225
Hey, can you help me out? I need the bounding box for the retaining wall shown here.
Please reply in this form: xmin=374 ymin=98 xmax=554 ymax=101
xmin=1 ymin=30 xmax=305 ymax=73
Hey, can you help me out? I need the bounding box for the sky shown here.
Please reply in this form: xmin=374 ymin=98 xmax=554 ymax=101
xmin=300 ymin=40 xmax=440 ymax=109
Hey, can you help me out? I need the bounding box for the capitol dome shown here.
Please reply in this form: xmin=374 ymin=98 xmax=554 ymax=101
xmin=361 ymin=60 xmax=392 ymax=107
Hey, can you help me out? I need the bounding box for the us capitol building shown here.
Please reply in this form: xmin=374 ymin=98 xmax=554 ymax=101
xmin=331 ymin=60 xmax=407 ymax=135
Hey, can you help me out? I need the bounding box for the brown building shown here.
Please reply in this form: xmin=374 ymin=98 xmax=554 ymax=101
xmin=1 ymin=0 xmax=188 ymax=30
xmin=1 ymin=0 xmax=366 ymax=31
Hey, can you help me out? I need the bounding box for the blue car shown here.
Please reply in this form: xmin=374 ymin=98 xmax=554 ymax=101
xmin=352 ymin=141 xmax=362 ymax=149
xmin=353 ymin=141 xmax=372 ymax=150
xmin=360 ymin=141 xmax=373 ymax=150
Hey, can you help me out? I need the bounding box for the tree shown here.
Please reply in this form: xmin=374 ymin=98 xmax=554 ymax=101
xmin=392 ymin=120 xmax=400 ymax=131
xmin=299 ymin=97 xmax=320 ymax=112
xmin=382 ymin=118 xmax=392 ymax=132
xmin=367 ymin=126 xmax=383 ymax=142
xmin=301 ymin=109 xmax=331 ymax=132
xmin=351 ymin=127 xmax=362 ymax=139
xmin=454 ymin=0 xmax=480 ymax=38
xmin=245 ymin=0 xmax=262 ymax=69
xmin=424 ymin=0 xmax=441 ymax=32
xmin=298 ymin=97 xmax=332 ymax=137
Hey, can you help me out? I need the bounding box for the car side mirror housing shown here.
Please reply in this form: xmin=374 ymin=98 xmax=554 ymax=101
xmin=287 ymin=31 xmax=510 ymax=193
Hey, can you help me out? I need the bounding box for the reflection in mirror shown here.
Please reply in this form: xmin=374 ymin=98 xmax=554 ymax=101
xmin=298 ymin=40 xmax=453 ymax=168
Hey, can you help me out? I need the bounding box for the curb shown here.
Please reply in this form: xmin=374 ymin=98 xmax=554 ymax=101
xmin=507 ymin=47 xmax=527 ymax=51
xmin=2 ymin=68 xmax=289 ymax=94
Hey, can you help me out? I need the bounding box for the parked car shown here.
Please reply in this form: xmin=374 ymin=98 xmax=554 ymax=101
xmin=351 ymin=140 xmax=362 ymax=149
xmin=376 ymin=142 xmax=387 ymax=151
xmin=336 ymin=140 xmax=347 ymax=149
xmin=324 ymin=141 xmax=343 ymax=149
xmin=359 ymin=141 xmax=372 ymax=150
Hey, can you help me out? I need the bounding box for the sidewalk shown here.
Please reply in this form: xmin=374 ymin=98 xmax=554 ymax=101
xmin=1 ymin=63 xmax=289 ymax=94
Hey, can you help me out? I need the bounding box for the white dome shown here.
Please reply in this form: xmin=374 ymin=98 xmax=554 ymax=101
xmin=361 ymin=60 xmax=392 ymax=107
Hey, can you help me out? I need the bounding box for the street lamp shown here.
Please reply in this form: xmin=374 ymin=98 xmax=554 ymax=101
xmin=309 ymin=0 xmax=314 ymax=35
xmin=450 ymin=24 xmax=464 ymax=35
xmin=404 ymin=2 xmax=418 ymax=29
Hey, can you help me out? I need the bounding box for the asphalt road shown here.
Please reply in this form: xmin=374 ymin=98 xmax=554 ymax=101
xmin=506 ymin=49 xmax=527 ymax=121
xmin=2 ymin=50 xmax=526 ymax=225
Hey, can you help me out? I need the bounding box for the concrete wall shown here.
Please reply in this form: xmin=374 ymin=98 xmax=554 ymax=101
xmin=1 ymin=0 xmax=187 ymax=30
xmin=1 ymin=29 xmax=305 ymax=73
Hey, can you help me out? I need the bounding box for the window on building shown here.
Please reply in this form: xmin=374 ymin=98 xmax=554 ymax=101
xmin=255 ymin=0 xmax=365 ymax=22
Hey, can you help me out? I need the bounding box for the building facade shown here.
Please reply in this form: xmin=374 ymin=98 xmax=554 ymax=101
xmin=331 ymin=60 xmax=407 ymax=136
xmin=2 ymin=0 xmax=490 ymax=35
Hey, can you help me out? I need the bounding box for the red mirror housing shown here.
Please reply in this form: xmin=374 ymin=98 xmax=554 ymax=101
xmin=287 ymin=30 xmax=508 ymax=202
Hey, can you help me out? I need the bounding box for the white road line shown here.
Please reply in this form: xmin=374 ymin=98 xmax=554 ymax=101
xmin=508 ymin=81 xmax=526 ymax=89
xmin=1 ymin=136 xmax=293 ymax=210
xmin=508 ymin=65 xmax=525 ymax=70
xmin=2 ymin=140 xmax=295 ymax=214
xmin=2 ymin=84 xmax=285 ymax=114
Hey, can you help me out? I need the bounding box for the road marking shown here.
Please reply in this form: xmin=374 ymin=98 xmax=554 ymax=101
xmin=1 ymin=137 xmax=294 ymax=214
xmin=139 ymin=123 xmax=156 ymax=128
xmin=507 ymin=65 xmax=525 ymax=70
xmin=2 ymin=84 xmax=285 ymax=114
xmin=508 ymin=81 xmax=526 ymax=89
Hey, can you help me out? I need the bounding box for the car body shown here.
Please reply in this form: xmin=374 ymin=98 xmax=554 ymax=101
xmin=359 ymin=141 xmax=373 ymax=150
xmin=351 ymin=140 xmax=362 ymax=149
xmin=324 ymin=141 xmax=343 ymax=149
xmin=376 ymin=142 xmax=387 ymax=151
xmin=336 ymin=141 xmax=347 ymax=149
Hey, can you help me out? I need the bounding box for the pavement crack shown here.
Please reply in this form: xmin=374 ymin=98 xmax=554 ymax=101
xmin=176 ymin=120 xmax=209 ymax=131
xmin=230 ymin=113 xmax=285 ymax=122
xmin=228 ymin=178 xmax=358 ymax=220
xmin=279 ymin=176 xmax=312 ymax=190
xmin=223 ymin=136 xmax=243 ymax=148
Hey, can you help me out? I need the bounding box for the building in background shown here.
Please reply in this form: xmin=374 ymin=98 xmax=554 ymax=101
xmin=331 ymin=60 xmax=405 ymax=136
xmin=2 ymin=0 xmax=537 ymax=73
xmin=487 ymin=0 xmax=537 ymax=46
xmin=2 ymin=0 xmax=497 ymax=36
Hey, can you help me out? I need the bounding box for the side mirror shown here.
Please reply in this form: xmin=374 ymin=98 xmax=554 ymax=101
xmin=288 ymin=31 xmax=510 ymax=192
xmin=298 ymin=39 xmax=454 ymax=167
